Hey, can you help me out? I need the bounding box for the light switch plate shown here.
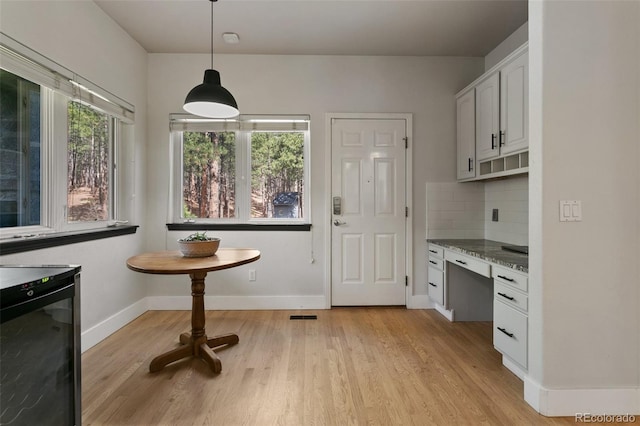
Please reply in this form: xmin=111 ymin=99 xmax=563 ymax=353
xmin=559 ymin=200 xmax=582 ymax=222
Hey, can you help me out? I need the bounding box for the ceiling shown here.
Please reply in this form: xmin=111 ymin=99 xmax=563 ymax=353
xmin=94 ymin=0 xmax=528 ymax=57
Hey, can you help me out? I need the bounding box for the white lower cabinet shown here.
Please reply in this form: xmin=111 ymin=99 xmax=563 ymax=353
xmin=494 ymin=281 xmax=528 ymax=313
xmin=493 ymin=299 xmax=528 ymax=369
xmin=427 ymin=244 xmax=445 ymax=307
xmin=427 ymin=265 xmax=444 ymax=306
xmin=444 ymin=250 xmax=491 ymax=278
xmin=427 ymin=242 xmax=529 ymax=377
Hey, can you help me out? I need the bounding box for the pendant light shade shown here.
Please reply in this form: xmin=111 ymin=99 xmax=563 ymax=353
xmin=184 ymin=69 xmax=238 ymax=118
xmin=183 ymin=0 xmax=239 ymax=118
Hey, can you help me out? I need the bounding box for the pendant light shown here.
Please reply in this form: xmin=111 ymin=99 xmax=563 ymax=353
xmin=183 ymin=0 xmax=239 ymax=118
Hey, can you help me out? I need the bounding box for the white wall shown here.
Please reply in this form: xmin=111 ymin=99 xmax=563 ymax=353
xmin=0 ymin=0 xmax=149 ymax=350
xmin=147 ymin=53 xmax=483 ymax=305
xmin=527 ymin=0 xmax=640 ymax=415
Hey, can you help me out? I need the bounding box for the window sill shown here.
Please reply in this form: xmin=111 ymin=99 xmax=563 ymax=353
xmin=167 ymin=223 xmax=311 ymax=232
xmin=0 ymin=225 xmax=139 ymax=255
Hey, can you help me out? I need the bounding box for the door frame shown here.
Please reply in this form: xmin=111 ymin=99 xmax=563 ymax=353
xmin=324 ymin=113 xmax=413 ymax=308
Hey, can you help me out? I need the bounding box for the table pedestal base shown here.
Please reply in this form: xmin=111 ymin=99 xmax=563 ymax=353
xmin=149 ymin=332 xmax=239 ymax=373
xmin=148 ymin=271 xmax=239 ymax=374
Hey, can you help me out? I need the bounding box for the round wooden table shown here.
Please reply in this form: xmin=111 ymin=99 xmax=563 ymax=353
xmin=126 ymin=248 xmax=260 ymax=374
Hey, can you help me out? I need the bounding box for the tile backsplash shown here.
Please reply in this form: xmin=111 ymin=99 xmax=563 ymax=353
xmin=426 ymin=175 xmax=528 ymax=245
xmin=484 ymin=175 xmax=528 ymax=245
xmin=426 ymin=182 xmax=485 ymax=239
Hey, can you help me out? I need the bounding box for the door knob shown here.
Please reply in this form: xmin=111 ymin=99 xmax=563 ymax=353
xmin=333 ymin=220 xmax=346 ymax=226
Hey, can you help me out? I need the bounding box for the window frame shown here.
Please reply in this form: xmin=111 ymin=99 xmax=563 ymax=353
xmin=169 ymin=115 xmax=311 ymax=226
xmin=0 ymin=34 xmax=134 ymax=240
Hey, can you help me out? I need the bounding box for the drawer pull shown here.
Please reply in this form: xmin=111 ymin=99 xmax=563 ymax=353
xmin=429 ymin=249 xmax=438 ymax=254
xmin=428 ymin=282 xmax=437 ymax=287
xmin=497 ymin=327 xmax=514 ymax=338
xmin=497 ymin=274 xmax=515 ymax=282
xmin=455 ymin=260 xmax=467 ymax=265
xmin=497 ymin=292 xmax=515 ymax=301
xmin=429 ymin=260 xmax=437 ymax=265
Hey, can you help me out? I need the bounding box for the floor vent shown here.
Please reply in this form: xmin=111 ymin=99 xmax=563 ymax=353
xmin=289 ymin=315 xmax=317 ymax=320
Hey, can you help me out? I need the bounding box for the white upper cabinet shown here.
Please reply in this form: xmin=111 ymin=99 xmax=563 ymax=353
xmin=499 ymin=52 xmax=528 ymax=155
xmin=475 ymin=73 xmax=500 ymax=161
xmin=455 ymin=44 xmax=529 ymax=181
xmin=456 ymin=88 xmax=476 ymax=179
xmin=476 ymin=49 xmax=529 ymax=161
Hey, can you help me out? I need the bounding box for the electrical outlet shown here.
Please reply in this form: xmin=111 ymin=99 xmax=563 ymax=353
xmin=249 ymin=269 xmax=256 ymax=281
xmin=492 ymin=209 xmax=499 ymax=222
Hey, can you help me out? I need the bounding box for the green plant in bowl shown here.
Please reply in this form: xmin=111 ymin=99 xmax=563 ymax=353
xmin=180 ymin=231 xmax=213 ymax=242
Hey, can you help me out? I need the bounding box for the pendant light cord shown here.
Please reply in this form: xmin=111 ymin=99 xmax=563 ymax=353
xmin=210 ymin=0 xmax=214 ymax=69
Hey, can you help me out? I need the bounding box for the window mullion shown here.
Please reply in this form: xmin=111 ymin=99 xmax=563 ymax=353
xmin=37 ymin=89 xmax=66 ymax=231
xmin=237 ymin=130 xmax=251 ymax=222
xmin=110 ymin=118 xmax=117 ymax=221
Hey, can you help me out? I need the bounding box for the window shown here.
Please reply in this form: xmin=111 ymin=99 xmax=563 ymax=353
xmin=182 ymin=130 xmax=236 ymax=219
xmin=67 ymin=101 xmax=113 ymax=223
xmin=170 ymin=115 xmax=310 ymax=224
xmin=0 ymin=70 xmax=41 ymax=228
xmin=0 ymin=38 xmax=134 ymax=238
xmin=250 ymin=132 xmax=304 ymax=219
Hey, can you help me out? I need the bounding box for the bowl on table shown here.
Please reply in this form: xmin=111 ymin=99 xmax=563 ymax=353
xmin=177 ymin=236 xmax=221 ymax=258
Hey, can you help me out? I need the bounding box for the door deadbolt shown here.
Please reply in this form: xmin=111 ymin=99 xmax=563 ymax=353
xmin=332 ymin=196 xmax=342 ymax=215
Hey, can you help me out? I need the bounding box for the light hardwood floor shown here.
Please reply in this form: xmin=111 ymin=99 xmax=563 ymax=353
xmin=82 ymin=308 xmax=576 ymax=425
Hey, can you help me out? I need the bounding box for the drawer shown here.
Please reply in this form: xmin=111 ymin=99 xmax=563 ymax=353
xmin=493 ymin=265 xmax=528 ymax=292
xmin=427 ymin=257 xmax=444 ymax=270
xmin=427 ymin=266 xmax=444 ymax=306
xmin=494 ymin=282 xmax=528 ymax=313
xmin=427 ymin=244 xmax=444 ymax=259
xmin=493 ymin=300 xmax=528 ymax=369
xmin=445 ymin=250 xmax=491 ymax=278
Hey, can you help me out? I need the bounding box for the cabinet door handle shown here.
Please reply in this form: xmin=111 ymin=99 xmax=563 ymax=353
xmin=455 ymin=259 xmax=467 ymax=265
xmin=429 ymin=260 xmax=437 ymax=265
xmin=468 ymin=157 xmax=473 ymax=171
xmin=497 ymin=327 xmax=514 ymax=338
xmin=491 ymin=133 xmax=497 ymax=149
xmin=429 ymin=249 xmax=438 ymax=254
xmin=497 ymin=274 xmax=515 ymax=282
xmin=499 ymin=130 xmax=505 ymax=146
xmin=429 ymin=282 xmax=437 ymax=287
xmin=497 ymin=292 xmax=515 ymax=301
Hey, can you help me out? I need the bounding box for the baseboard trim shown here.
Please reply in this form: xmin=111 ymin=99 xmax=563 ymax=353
xmin=147 ymin=295 xmax=327 ymax=311
xmin=80 ymin=295 xmax=326 ymax=352
xmin=501 ymin=355 xmax=526 ymax=381
xmin=434 ymin=304 xmax=454 ymax=321
xmin=407 ymin=294 xmax=431 ymax=309
xmin=524 ymin=376 xmax=640 ymax=416
xmin=81 ymin=298 xmax=148 ymax=353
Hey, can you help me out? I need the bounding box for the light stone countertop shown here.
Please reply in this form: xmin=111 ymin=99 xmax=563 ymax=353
xmin=427 ymin=239 xmax=528 ymax=273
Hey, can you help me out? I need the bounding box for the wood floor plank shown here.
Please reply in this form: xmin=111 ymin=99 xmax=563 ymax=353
xmin=82 ymin=308 xmax=579 ymax=425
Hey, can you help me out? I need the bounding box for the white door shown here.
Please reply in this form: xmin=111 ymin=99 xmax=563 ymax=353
xmin=331 ymin=118 xmax=407 ymax=306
